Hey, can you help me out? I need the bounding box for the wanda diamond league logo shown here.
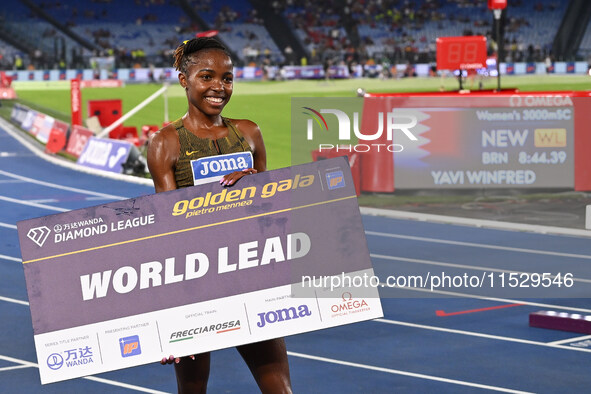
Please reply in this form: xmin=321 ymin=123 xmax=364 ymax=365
xmin=27 ymin=226 xmax=51 ymax=247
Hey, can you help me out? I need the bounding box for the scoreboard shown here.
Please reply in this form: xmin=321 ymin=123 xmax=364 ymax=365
xmin=391 ymin=104 xmax=574 ymax=189
xmin=353 ymin=92 xmax=591 ymax=192
xmin=436 ymin=36 xmax=488 ymax=71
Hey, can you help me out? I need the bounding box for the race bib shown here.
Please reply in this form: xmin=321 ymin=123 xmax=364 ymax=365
xmin=191 ymin=151 xmax=254 ymax=185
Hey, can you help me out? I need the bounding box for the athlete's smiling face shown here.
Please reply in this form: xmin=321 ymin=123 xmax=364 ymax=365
xmin=180 ymin=49 xmax=233 ymax=116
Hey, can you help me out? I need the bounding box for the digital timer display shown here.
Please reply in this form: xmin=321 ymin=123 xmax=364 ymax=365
xmin=436 ymin=36 xmax=487 ymax=71
xmin=518 ymin=151 xmax=567 ymax=165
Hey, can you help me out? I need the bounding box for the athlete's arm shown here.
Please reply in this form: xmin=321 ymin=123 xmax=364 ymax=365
xmin=148 ymin=126 xmax=194 ymax=365
xmin=147 ymin=125 xmax=179 ymax=193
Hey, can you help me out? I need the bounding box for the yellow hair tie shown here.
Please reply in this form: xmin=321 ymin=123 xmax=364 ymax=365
xmin=183 ymin=40 xmax=189 ymax=44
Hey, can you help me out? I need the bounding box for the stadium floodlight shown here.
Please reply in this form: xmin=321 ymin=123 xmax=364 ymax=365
xmin=488 ymin=0 xmax=506 ymax=91
xmin=487 ymin=0 xmax=507 ymax=10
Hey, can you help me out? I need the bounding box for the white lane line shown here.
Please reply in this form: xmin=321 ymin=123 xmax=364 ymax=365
xmin=371 ymin=254 xmax=591 ymax=284
xmin=86 ymin=196 xmax=117 ymax=201
xmin=547 ymin=335 xmax=591 ymax=346
xmin=0 ymin=195 xmax=69 ymax=212
xmin=374 ymin=318 xmax=591 ymax=354
xmin=366 ymin=230 xmax=591 ymax=259
xmin=0 ymin=294 xmax=580 ymax=391
xmin=0 ymin=364 xmax=34 ymax=372
xmin=287 ymin=351 xmax=532 ymax=393
xmin=0 ymin=296 xmax=28 ymax=306
xmin=0 ymin=222 xmax=17 ymax=229
xmin=0 ymin=169 xmax=127 ymax=200
xmin=388 ymin=285 xmax=591 ymax=314
xmin=0 ymin=255 xmax=21 ymax=263
xmin=0 ymin=180 xmax=24 ymax=184
xmin=0 ymin=355 xmax=170 ymax=393
xmin=81 ymin=376 xmax=171 ymax=393
xmin=0 ymin=355 xmax=36 ymax=368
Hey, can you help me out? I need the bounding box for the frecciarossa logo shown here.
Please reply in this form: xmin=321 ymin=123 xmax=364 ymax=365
xmin=256 ymin=304 xmax=312 ymax=328
xmin=191 ymin=151 xmax=253 ymax=185
xmin=169 ymin=320 xmax=241 ymax=343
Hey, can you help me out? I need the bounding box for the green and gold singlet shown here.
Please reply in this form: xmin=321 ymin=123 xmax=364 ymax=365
xmin=173 ymin=117 xmax=253 ymax=188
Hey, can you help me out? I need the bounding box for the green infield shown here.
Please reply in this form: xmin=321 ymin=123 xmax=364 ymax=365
xmin=8 ymin=74 xmax=591 ymax=170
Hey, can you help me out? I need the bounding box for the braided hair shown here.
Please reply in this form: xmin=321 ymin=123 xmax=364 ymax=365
xmin=173 ymin=37 xmax=231 ymax=74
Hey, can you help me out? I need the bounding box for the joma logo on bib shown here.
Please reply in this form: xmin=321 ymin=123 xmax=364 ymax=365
xmin=191 ymin=151 xmax=253 ymax=185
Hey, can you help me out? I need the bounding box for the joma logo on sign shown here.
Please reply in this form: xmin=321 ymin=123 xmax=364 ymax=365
xmin=256 ymin=304 xmax=312 ymax=328
xmin=303 ymin=107 xmax=418 ymax=141
xmin=191 ymin=151 xmax=253 ymax=185
xmin=27 ymin=226 xmax=51 ymax=247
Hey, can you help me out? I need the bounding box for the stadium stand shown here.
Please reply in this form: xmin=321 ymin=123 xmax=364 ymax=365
xmin=352 ymin=0 xmax=569 ymax=64
xmin=187 ymin=0 xmax=284 ymax=64
xmin=0 ymin=0 xmax=588 ymax=72
xmin=26 ymin=0 xmax=188 ymax=68
xmin=0 ymin=1 xmax=57 ymax=69
xmin=8 ymin=0 xmax=284 ymax=68
xmin=505 ymin=0 xmax=568 ymax=62
xmin=579 ymin=17 xmax=591 ymax=61
xmin=279 ymin=1 xmax=355 ymax=65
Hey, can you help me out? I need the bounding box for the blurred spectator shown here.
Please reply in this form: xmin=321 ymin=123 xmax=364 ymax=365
xmin=284 ymin=45 xmax=294 ymax=65
xmin=14 ymin=55 xmax=24 ymax=70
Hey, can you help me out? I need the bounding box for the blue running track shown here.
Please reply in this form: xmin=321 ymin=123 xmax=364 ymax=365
xmin=1 ymin=120 xmax=591 ymax=393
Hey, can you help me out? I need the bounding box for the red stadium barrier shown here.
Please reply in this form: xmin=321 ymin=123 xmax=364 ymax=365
xmin=0 ymin=71 xmax=12 ymax=88
xmin=573 ymin=93 xmax=591 ymax=190
xmin=141 ymin=124 xmax=159 ymax=139
xmin=111 ymin=126 xmax=142 ymax=147
xmin=65 ymin=125 xmax=94 ymax=158
xmin=70 ymin=79 xmax=82 ymax=126
xmin=87 ymin=99 xmax=124 ymax=138
xmin=0 ymin=72 xmax=17 ymax=99
xmin=45 ymin=120 xmax=68 ymax=154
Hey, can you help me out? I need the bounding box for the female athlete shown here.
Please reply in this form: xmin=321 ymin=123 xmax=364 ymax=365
xmin=147 ymin=37 xmax=293 ymax=394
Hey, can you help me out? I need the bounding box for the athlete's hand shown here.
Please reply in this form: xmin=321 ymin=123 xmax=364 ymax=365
xmin=220 ymin=168 xmax=257 ymax=186
xmin=160 ymin=354 xmax=195 ymax=364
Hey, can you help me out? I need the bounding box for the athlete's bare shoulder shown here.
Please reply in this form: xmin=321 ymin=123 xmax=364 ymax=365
xmin=150 ymin=122 xmax=178 ymax=146
xmin=147 ymin=123 xmax=181 ymax=192
xmin=225 ymin=118 xmax=261 ymax=139
xmin=148 ymin=123 xmax=179 ymax=156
